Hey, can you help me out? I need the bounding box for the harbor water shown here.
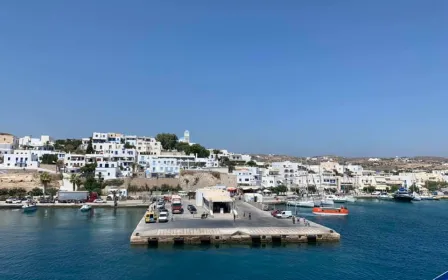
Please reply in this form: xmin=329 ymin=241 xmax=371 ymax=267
xmin=0 ymin=201 xmax=447 ymax=280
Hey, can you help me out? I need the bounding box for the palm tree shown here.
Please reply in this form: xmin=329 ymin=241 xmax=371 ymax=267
xmin=40 ymin=172 xmax=52 ymax=197
xmin=69 ymin=174 xmax=82 ymax=191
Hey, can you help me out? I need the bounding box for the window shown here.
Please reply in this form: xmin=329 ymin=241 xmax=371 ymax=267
xmin=108 ymin=173 xmax=110 ymax=176
xmin=245 ymin=178 xmax=249 ymax=182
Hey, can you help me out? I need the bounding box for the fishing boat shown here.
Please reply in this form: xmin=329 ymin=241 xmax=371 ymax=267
xmin=393 ymin=188 xmax=414 ymax=202
xmin=333 ymin=196 xmax=347 ymax=203
xmin=22 ymin=204 xmax=37 ymax=213
xmin=412 ymin=192 xmax=422 ymax=201
xmin=312 ymin=206 xmax=349 ymax=216
xmin=80 ymin=204 xmax=92 ymax=212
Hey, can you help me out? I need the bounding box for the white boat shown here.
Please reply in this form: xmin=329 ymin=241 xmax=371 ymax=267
xmin=296 ymin=200 xmax=315 ymax=208
xmin=80 ymin=204 xmax=92 ymax=212
xmin=377 ymin=193 xmax=393 ymax=200
xmin=333 ymin=196 xmax=347 ymax=203
xmin=345 ymin=196 xmax=357 ymax=202
xmin=421 ymin=195 xmax=439 ymax=200
xmin=287 ymin=200 xmax=315 ymax=208
xmin=412 ymin=192 xmax=422 ymax=201
xmin=318 ymin=196 xmax=335 ymax=206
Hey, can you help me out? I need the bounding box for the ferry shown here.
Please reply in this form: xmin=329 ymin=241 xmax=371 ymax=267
xmin=312 ymin=206 xmax=349 ymax=216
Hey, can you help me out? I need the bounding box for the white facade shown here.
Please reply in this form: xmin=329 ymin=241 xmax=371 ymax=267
xmin=344 ymin=164 xmax=364 ymax=176
xmin=95 ymin=161 xmax=122 ymax=180
xmin=1 ymin=150 xmax=39 ymax=169
xmin=64 ymin=154 xmax=86 ymax=170
xmin=233 ymin=167 xmax=261 ymax=186
xmin=124 ymin=135 xmax=137 ymax=147
xmin=145 ymin=157 xmax=180 ymax=178
xmin=18 ymin=135 xmax=54 ymax=149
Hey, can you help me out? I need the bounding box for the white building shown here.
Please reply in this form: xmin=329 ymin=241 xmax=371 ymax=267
xmin=64 ymin=154 xmax=86 ymax=171
xmin=136 ymin=136 xmax=161 ymax=155
xmin=95 ymin=161 xmax=122 ymax=180
xmin=80 ymin=138 xmax=90 ymax=150
xmin=1 ymin=150 xmax=40 ymax=169
xmin=145 ymin=157 xmax=180 ymax=178
xmin=18 ymin=135 xmax=54 ymax=150
xmin=233 ymin=167 xmax=261 ymax=186
xmin=124 ymin=135 xmax=137 ymax=147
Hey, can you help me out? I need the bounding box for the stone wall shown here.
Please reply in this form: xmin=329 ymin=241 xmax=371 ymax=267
xmin=119 ymin=171 xmax=237 ymax=191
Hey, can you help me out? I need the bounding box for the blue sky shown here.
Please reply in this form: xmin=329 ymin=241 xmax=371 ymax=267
xmin=1 ymin=1 xmax=447 ymax=157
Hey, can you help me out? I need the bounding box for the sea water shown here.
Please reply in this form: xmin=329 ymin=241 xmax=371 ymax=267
xmin=0 ymin=201 xmax=447 ymax=280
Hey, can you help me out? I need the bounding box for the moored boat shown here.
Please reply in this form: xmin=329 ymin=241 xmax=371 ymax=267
xmin=333 ymin=196 xmax=347 ymax=203
xmin=287 ymin=200 xmax=315 ymax=208
xmin=80 ymin=204 xmax=92 ymax=212
xmin=421 ymin=195 xmax=439 ymax=201
xmin=393 ymin=188 xmax=413 ymax=202
xmin=312 ymin=206 xmax=349 ymax=216
xmin=319 ymin=195 xmax=335 ymax=206
xmin=345 ymin=195 xmax=357 ymax=202
xmin=412 ymin=192 xmax=422 ymax=201
xmin=377 ymin=192 xmax=393 ymax=200
xmin=22 ymin=204 xmax=37 ymax=213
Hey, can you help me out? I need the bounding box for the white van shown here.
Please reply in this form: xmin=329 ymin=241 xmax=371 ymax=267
xmin=275 ymin=211 xmax=292 ymax=219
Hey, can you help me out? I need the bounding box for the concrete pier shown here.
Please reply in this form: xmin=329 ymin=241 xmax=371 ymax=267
xmin=130 ymin=200 xmax=340 ymax=245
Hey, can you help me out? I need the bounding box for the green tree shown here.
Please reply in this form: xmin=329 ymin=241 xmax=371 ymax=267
xmin=155 ymin=133 xmax=178 ymax=150
xmin=273 ymin=184 xmax=288 ymax=194
xmin=0 ymin=188 xmax=8 ymax=196
xmin=187 ymin=144 xmax=210 ymax=158
xmin=47 ymin=188 xmax=58 ymax=198
xmin=40 ymin=154 xmax=58 ymax=164
xmin=308 ymin=185 xmax=317 ymax=194
xmin=409 ymin=184 xmax=419 ymax=193
xmin=40 ymin=172 xmax=52 ymax=196
xmin=80 ymin=163 xmax=97 ymax=176
xmin=175 ymin=142 xmax=191 ymax=153
xmin=69 ymin=174 xmax=82 ymax=191
xmin=124 ymin=142 xmax=135 ymax=149
xmin=28 ymin=187 xmax=44 ymax=197
xmin=86 ymin=138 xmax=94 ymax=154
xmin=246 ymin=160 xmax=257 ymax=167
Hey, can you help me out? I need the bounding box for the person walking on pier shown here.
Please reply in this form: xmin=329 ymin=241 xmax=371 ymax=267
xmin=248 ymin=212 xmax=251 ymax=220
xmin=292 ymin=216 xmax=296 ymax=224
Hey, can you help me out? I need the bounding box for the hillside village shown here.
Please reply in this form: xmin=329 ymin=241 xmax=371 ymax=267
xmin=1 ymin=131 xmax=448 ymax=197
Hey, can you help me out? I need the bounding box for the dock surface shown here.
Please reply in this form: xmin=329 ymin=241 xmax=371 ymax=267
xmin=130 ymin=200 xmax=340 ymax=245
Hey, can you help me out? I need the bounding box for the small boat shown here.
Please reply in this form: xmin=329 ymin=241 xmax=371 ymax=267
xmin=333 ymin=196 xmax=347 ymax=203
xmin=22 ymin=204 xmax=37 ymax=213
xmin=421 ymin=195 xmax=439 ymax=201
xmin=312 ymin=206 xmax=349 ymax=216
xmin=80 ymin=204 xmax=92 ymax=212
xmin=412 ymin=192 xmax=422 ymax=201
xmin=393 ymin=188 xmax=414 ymax=202
xmin=377 ymin=193 xmax=393 ymax=200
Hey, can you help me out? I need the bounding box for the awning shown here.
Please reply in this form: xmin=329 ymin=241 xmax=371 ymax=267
xmin=241 ymin=186 xmax=260 ymax=190
xmin=227 ymin=187 xmax=237 ymax=191
xmin=263 ymin=189 xmax=272 ymax=193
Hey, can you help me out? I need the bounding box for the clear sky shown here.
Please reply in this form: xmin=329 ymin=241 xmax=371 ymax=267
xmin=1 ymin=1 xmax=447 ymax=157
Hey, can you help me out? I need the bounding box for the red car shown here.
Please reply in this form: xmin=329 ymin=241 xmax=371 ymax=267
xmin=271 ymin=210 xmax=281 ymax=217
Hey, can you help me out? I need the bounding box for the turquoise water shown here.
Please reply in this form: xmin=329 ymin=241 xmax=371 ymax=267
xmin=0 ymin=201 xmax=447 ymax=280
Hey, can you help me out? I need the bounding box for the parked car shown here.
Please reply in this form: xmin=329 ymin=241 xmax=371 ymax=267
xmin=187 ymin=205 xmax=197 ymax=214
xmin=93 ymin=198 xmax=106 ymax=203
xmin=275 ymin=211 xmax=292 ymax=219
xmin=156 ymin=201 xmax=165 ymax=209
xmin=271 ymin=209 xmax=281 ymax=217
xmin=5 ymin=197 xmax=15 ymax=204
xmin=158 ymin=212 xmax=169 ymax=223
xmin=159 ymin=209 xmax=169 ymax=215
xmin=12 ymin=199 xmax=23 ymax=204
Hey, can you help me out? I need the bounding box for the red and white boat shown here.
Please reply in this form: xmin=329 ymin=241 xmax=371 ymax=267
xmin=312 ymin=206 xmax=349 ymax=216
